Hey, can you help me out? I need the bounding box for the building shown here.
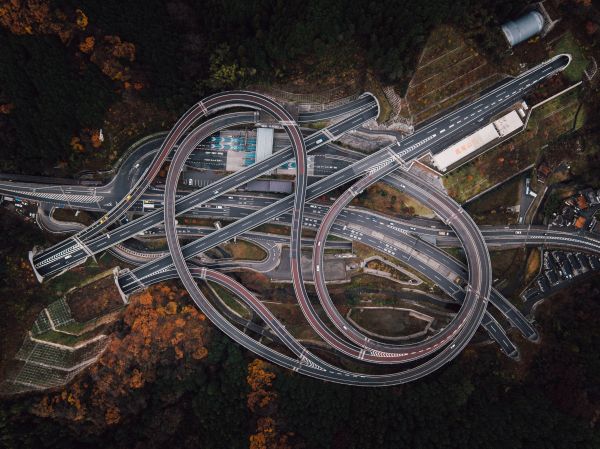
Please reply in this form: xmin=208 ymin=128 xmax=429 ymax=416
xmin=431 ymin=110 xmax=524 ymax=172
xmin=256 ymin=127 xmax=274 ymax=163
xmin=561 ymin=260 xmax=574 ymax=279
xmin=568 ymin=253 xmax=581 ymax=272
xmin=545 ymin=269 xmax=559 ymax=285
xmin=502 ymin=11 xmax=545 ymax=47
xmin=537 ymin=277 xmax=550 ymax=292
xmin=577 ymin=253 xmax=592 ymax=271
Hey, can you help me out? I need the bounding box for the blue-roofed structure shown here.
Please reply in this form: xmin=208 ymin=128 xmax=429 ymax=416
xmin=502 ymin=11 xmax=545 ymax=47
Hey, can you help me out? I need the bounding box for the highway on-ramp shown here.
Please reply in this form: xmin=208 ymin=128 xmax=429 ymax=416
xmin=11 ymin=54 xmax=575 ymax=385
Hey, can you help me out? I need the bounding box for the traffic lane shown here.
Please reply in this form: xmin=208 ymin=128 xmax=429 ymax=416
xmin=298 ymin=94 xmax=376 ymax=123
xmin=33 ymin=112 xmax=258 ymax=276
xmin=37 ymin=53 xmax=560 ymax=277
xmin=125 ymin=192 xmax=537 ymax=342
xmin=311 ymin=169 xmax=487 ymax=361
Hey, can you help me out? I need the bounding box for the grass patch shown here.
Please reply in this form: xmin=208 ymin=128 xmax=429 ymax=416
xmin=553 ymin=32 xmax=587 ymax=83
xmin=352 ymin=182 xmax=434 ymax=218
xmin=253 ymin=223 xmax=290 ymax=236
xmin=465 ymin=175 xmax=521 ymax=225
xmin=490 ymin=249 xmax=524 ymax=278
xmin=56 ymin=321 xmax=88 ymax=335
xmin=223 ymin=240 xmax=267 ymax=261
xmin=305 ymin=121 xmax=329 ymax=130
xmin=349 ymin=307 xmax=427 ymax=338
xmin=441 ymin=247 xmax=467 ymax=265
xmin=46 ymin=259 xmax=102 ymax=298
xmin=34 ymin=329 xmax=96 ymax=346
xmin=364 ymin=72 xmax=392 ymax=124
xmin=443 ymin=86 xmax=582 ymax=202
xmin=573 ymin=103 xmax=586 ymax=131
xmin=209 ymin=282 xmax=251 ymax=319
xmin=45 ymin=253 xmax=121 ymax=300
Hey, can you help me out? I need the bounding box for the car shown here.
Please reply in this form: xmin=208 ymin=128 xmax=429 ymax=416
xmin=315 ymin=138 xmax=323 ymax=144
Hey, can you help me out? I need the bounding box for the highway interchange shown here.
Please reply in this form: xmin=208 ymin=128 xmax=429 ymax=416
xmin=1 ymin=53 xmax=593 ymax=384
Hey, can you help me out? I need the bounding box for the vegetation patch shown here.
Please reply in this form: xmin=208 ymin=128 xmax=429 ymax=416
xmin=524 ymin=248 xmax=541 ymax=287
xmin=465 ymin=175 xmax=521 ymax=225
xmin=401 ymin=25 xmax=503 ymax=125
xmin=553 ymin=32 xmax=588 ymax=83
xmin=352 ymin=181 xmax=435 ymax=218
xmin=365 ymin=259 xmax=416 ymax=283
xmin=364 ymin=72 xmax=393 ymax=123
xmin=444 ymin=86 xmax=582 ymax=202
xmin=222 ymin=240 xmax=267 ymax=261
xmin=52 ymin=208 xmax=95 ymax=226
xmin=349 ymin=307 xmax=429 ymax=338
xmin=208 ymin=282 xmax=251 ymax=320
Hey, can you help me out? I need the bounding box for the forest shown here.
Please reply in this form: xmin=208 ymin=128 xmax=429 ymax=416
xmin=0 ymin=0 xmax=524 ymax=174
xmin=1 ymin=275 xmax=600 ymax=449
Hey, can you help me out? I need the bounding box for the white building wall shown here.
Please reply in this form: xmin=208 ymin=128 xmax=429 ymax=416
xmin=256 ymin=128 xmax=274 ymax=163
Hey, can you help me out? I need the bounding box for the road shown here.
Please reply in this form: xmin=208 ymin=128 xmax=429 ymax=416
xmin=29 ymin=54 xmax=569 ymax=279
xmin=9 ymin=162 xmax=579 ymax=349
xmin=2 ymin=54 xmax=576 ymax=385
xmin=30 ymin=99 xmax=379 ymax=279
xmin=118 ymin=56 xmax=570 ymax=380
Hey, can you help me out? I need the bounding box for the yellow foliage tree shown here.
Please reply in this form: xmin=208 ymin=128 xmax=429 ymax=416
xmin=90 ymin=129 xmax=102 ymax=148
xmin=70 ymin=136 xmax=84 ymax=152
xmin=75 ymin=8 xmax=88 ymax=29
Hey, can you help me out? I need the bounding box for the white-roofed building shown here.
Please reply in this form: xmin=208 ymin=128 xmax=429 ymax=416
xmin=432 ymin=124 xmax=499 ymax=172
xmin=493 ymin=110 xmax=523 ymax=137
xmin=431 ymin=110 xmax=524 ymax=172
xmin=256 ymin=127 xmax=274 ymax=163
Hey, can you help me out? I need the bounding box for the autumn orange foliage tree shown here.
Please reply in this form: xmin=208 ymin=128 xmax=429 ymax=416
xmin=249 ymin=417 xmax=292 ymax=449
xmin=0 ymin=103 xmax=15 ymax=114
xmin=0 ymin=1 xmax=141 ymax=88
xmin=0 ymin=0 xmax=75 ymax=42
xmin=32 ymin=283 xmax=210 ymax=427
xmin=78 ymin=36 xmax=95 ymax=54
xmin=247 ymin=359 xmax=292 ymax=449
xmin=247 ymin=358 xmax=277 ymax=412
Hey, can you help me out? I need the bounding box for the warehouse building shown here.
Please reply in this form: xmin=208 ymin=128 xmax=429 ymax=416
xmin=431 ymin=109 xmax=524 ymax=173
